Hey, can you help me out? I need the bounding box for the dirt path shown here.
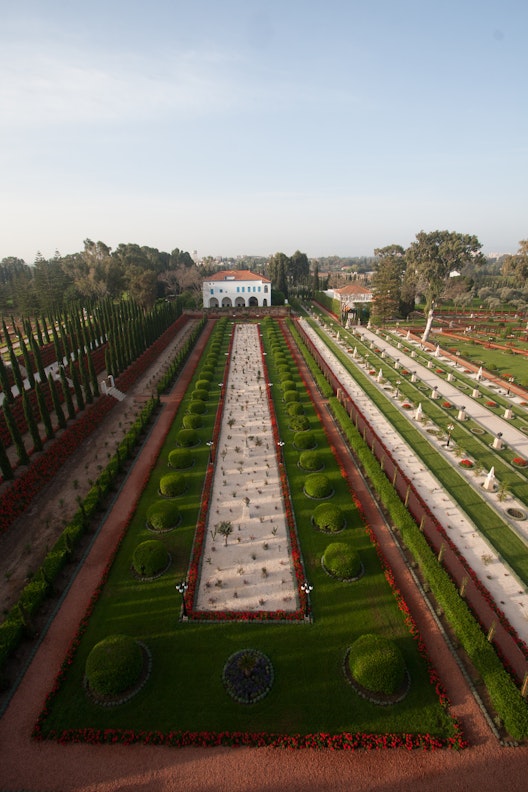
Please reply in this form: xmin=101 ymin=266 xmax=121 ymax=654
xmin=0 ymin=317 xmax=526 ymax=792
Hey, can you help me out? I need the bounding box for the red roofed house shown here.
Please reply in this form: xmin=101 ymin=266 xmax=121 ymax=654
xmin=203 ymin=270 xmax=272 ymax=308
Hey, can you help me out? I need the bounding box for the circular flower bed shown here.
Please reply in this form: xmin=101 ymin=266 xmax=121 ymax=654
xmin=442 ymin=401 xmax=452 ymax=408
xmin=222 ymin=649 xmax=274 ymax=704
xmin=304 ymin=473 xmax=333 ymax=499
xmin=294 ymin=431 xmax=316 ymax=450
xmin=459 ymin=459 xmax=474 ymax=469
xmin=486 ymin=400 xmax=497 ymax=407
xmin=298 ymin=450 xmax=324 ymax=471
xmin=344 ymin=634 xmax=408 ymax=704
xmin=159 ymin=472 xmax=188 ymax=497
xmin=132 ymin=540 xmax=170 ymax=578
xmin=512 ymin=456 xmax=527 ymax=468
xmin=85 ymin=635 xmax=145 ymax=700
xmin=322 ymin=542 xmax=362 ymax=580
xmin=312 ymin=503 xmax=346 ymax=533
xmin=168 ymin=448 xmax=194 ymax=469
xmin=146 ymin=500 xmax=181 ymax=532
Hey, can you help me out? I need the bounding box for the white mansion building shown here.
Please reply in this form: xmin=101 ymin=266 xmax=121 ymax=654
xmin=203 ymin=270 xmax=272 ymax=308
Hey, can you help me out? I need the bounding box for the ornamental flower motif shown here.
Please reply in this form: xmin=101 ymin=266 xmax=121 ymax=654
xmin=459 ymin=459 xmax=474 ymax=468
xmin=512 ymin=457 xmax=527 ymax=467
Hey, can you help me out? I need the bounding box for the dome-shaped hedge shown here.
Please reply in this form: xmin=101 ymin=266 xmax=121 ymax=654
xmin=278 ymin=366 xmax=292 ymax=378
xmin=195 ymin=378 xmax=211 ymax=391
xmin=289 ymin=415 xmax=310 ymax=432
xmin=188 ymin=400 xmax=206 ymax=415
xmin=323 ymin=542 xmax=361 ymax=579
xmin=191 ymin=389 xmax=209 ymax=402
xmin=281 ymin=380 xmax=296 ymax=392
xmin=287 ymin=402 xmax=304 ymax=416
xmin=299 ymin=450 xmax=323 ymax=471
xmin=168 ymin=448 xmax=194 ymax=469
xmin=160 ymin=472 xmax=187 ymax=497
xmin=346 ymin=634 xmax=406 ymax=696
xmin=85 ymin=635 xmax=144 ymax=698
xmin=304 ymin=473 xmax=332 ymax=499
xmin=294 ymin=431 xmax=316 ymax=450
xmin=176 ymin=428 xmax=199 ymax=447
xmin=200 ymin=365 xmax=215 ymax=377
xmin=283 ymin=390 xmax=300 ymax=403
xmin=183 ymin=414 xmax=202 ymax=430
xmin=147 ymin=500 xmax=181 ymax=531
xmin=313 ymin=503 xmax=345 ymax=533
xmin=132 ymin=539 xmax=170 ymax=577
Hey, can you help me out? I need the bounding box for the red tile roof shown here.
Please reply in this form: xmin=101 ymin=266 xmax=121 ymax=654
xmin=206 ymin=269 xmax=271 ymax=283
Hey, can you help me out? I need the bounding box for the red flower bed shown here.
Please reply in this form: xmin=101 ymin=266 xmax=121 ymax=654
xmin=512 ymin=457 xmax=527 ymax=467
xmin=459 ymin=459 xmax=473 ymax=468
xmin=442 ymin=401 xmax=452 ymax=408
xmin=486 ymin=400 xmax=497 ymax=407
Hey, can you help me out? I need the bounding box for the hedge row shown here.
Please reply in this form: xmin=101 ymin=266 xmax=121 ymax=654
xmin=0 ymin=319 xmax=205 ymax=687
xmin=328 ymin=396 xmax=528 ymax=741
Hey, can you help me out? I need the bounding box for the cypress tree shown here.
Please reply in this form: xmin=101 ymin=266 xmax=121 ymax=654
xmin=48 ymin=373 xmax=66 ymax=430
xmin=18 ymin=335 xmax=35 ymax=389
xmin=52 ymin=324 xmax=63 ymax=366
xmin=35 ymin=380 xmax=54 ymax=440
xmin=35 ymin=316 xmax=44 ymax=346
xmin=86 ymin=348 xmax=99 ymax=395
xmin=23 ymin=390 xmax=42 ymax=451
xmin=70 ymin=362 xmax=85 ymax=411
xmin=8 ymin=346 xmax=25 ymax=397
xmin=3 ymin=400 xmax=29 ymax=465
xmin=42 ymin=314 xmax=51 ymax=345
xmin=59 ymin=365 xmax=76 ymax=419
xmin=30 ymin=334 xmax=47 ymax=385
xmin=0 ymin=355 xmax=13 ymax=403
xmin=0 ymin=434 xmax=13 ymax=480
xmin=78 ymin=353 xmax=93 ymax=404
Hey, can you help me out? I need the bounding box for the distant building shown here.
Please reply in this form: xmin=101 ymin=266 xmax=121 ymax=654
xmin=324 ymin=283 xmax=373 ymax=311
xmin=203 ymin=270 xmax=272 ymax=308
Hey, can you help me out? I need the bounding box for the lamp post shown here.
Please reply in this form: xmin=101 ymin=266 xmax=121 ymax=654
xmin=206 ymin=441 xmax=214 ymax=463
xmin=446 ymin=423 xmax=454 ymax=447
xmin=176 ymin=580 xmax=188 ymax=619
xmin=300 ymin=580 xmax=313 ymax=620
xmin=277 ymin=440 xmax=285 ymax=464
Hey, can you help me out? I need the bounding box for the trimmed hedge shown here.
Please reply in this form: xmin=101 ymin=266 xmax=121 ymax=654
xmin=287 ymin=402 xmax=304 ymax=416
xmin=85 ymin=635 xmax=144 ymax=697
xmin=283 ymin=390 xmax=300 ymax=403
xmin=168 ymin=448 xmax=194 ymax=469
xmin=132 ymin=540 xmax=169 ymax=577
xmin=159 ymin=472 xmax=187 ymax=497
xmin=182 ymin=414 xmax=203 ymax=430
xmin=294 ymin=431 xmax=316 ymax=450
xmin=176 ymin=428 xmax=199 ymax=447
xmin=304 ymin=473 xmax=332 ymax=499
xmin=313 ymin=502 xmax=345 ymax=532
xmin=298 ymin=450 xmax=323 ymax=471
xmin=289 ymin=415 xmax=310 ymax=432
xmin=146 ymin=500 xmax=181 ymax=531
xmin=347 ymin=634 xmax=406 ymax=695
xmin=323 ymin=542 xmax=361 ymax=579
xmin=188 ymin=400 xmax=207 ymax=415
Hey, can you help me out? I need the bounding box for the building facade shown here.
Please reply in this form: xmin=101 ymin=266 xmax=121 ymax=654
xmin=203 ymin=270 xmax=272 ymax=308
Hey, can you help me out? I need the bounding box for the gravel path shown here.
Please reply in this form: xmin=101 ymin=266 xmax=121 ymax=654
xmin=0 ymin=317 xmax=526 ymax=792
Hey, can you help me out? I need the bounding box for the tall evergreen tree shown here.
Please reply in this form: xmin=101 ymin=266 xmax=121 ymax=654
xmin=2 ymin=400 xmax=29 ymax=464
xmin=69 ymin=362 xmax=85 ymax=411
xmin=23 ymin=390 xmax=42 ymax=451
xmin=48 ymin=373 xmax=66 ymax=429
xmin=59 ymin=365 xmax=76 ymax=419
xmin=18 ymin=334 xmax=35 ymax=388
xmin=35 ymin=380 xmax=54 ymax=440
xmin=0 ymin=434 xmax=13 ymax=480
xmin=30 ymin=334 xmax=47 ymax=384
xmin=0 ymin=355 xmax=13 ymax=403
xmin=371 ymin=245 xmax=406 ymax=324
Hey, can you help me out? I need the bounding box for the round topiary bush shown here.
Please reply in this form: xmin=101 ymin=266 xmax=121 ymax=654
xmin=132 ymin=539 xmax=170 ymax=577
xmin=287 ymin=402 xmax=304 ymax=416
xmin=176 ymin=428 xmax=199 ymax=447
xmin=346 ymin=634 xmax=406 ymax=697
xmin=168 ymin=447 xmax=194 ymax=469
xmin=281 ymin=380 xmax=296 ymax=392
xmin=200 ymin=365 xmax=216 ymax=377
xmin=294 ymin=431 xmax=316 ymax=450
xmin=146 ymin=500 xmax=181 ymax=531
xmin=160 ymin=472 xmax=187 ymax=497
xmin=278 ymin=366 xmax=292 ymax=378
xmin=188 ymin=400 xmax=206 ymax=415
xmin=183 ymin=413 xmax=203 ymax=430
xmin=289 ymin=415 xmax=310 ymax=432
xmin=283 ymin=390 xmax=300 ymax=403
xmin=85 ymin=635 xmax=144 ymax=698
xmin=191 ymin=389 xmax=209 ymax=402
xmin=304 ymin=473 xmax=333 ymax=499
xmin=322 ymin=542 xmax=361 ymax=579
xmin=195 ymin=378 xmax=211 ymax=391
xmin=299 ymin=449 xmax=323 ymax=471
xmin=313 ymin=503 xmax=345 ymax=533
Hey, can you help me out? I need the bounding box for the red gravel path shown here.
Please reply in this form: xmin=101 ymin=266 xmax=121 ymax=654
xmin=0 ymin=318 xmax=526 ymax=792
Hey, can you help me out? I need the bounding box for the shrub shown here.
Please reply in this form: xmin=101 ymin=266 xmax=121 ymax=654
xmin=159 ymin=472 xmax=187 ymax=497
xmin=191 ymin=389 xmax=209 ymax=402
xmin=85 ymin=635 xmax=144 ymax=697
xmin=168 ymin=448 xmax=194 ymax=469
xmin=19 ymin=578 xmax=49 ymax=617
xmin=294 ymin=431 xmax=316 ymax=450
xmin=195 ymin=379 xmax=211 ymax=391
xmin=281 ymin=380 xmax=296 ymax=392
xmin=183 ymin=414 xmax=203 ymax=430
xmin=287 ymin=402 xmax=304 ymax=416
xmin=146 ymin=500 xmax=181 ymax=531
xmin=132 ymin=540 xmax=169 ymax=576
xmin=304 ymin=473 xmax=332 ymax=499
xmin=346 ymin=634 xmax=406 ymax=695
xmin=176 ymin=428 xmax=199 ymax=447
xmin=188 ymin=400 xmax=206 ymax=415
xmin=283 ymin=390 xmax=300 ymax=403
xmin=298 ymin=450 xmax=323 ymax=471
xmin=323 ymin=542 xmax=361 ymax=578
xmin=289 ymin=415 xmax=310 ymax=432
xmin=313 ymin=503 xmax=345 ymax=533
xmin=278 ymin=366 xmax=292 ymax=378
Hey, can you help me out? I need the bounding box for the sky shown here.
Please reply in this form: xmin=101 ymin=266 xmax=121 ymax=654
xmin=1 ymin=0 xmax=527 ymax=263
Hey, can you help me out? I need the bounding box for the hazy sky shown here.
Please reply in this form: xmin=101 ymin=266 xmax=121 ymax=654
xmin=1 ymin=0 xmax=526 ymax=262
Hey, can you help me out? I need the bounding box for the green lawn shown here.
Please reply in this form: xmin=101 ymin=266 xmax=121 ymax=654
xmin=36 ymin=318 xmax=457 ymax=745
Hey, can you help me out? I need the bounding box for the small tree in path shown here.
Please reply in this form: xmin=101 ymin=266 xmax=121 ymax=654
xmin=217 ymin=520 xmax=233 ymax=546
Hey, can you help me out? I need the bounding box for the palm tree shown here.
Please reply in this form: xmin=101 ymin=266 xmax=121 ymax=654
xmin=216 ymin=520 xmax=233 ymax=546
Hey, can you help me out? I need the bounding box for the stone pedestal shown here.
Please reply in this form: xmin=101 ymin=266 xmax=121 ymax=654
xmin=504 ymin=408 xmax=513 ymax=420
